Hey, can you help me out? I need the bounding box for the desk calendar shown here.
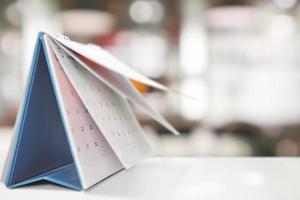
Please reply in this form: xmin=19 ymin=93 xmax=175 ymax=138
xmin=2 ymin=32 xmax=179 ymax=190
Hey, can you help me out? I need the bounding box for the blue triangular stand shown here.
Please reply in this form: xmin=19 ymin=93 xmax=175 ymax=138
xmin=3 ymin=34 xmax=82 ymax=190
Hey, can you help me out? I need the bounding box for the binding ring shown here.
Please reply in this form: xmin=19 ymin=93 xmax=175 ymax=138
xmin=56 ymin=34 xmax=70 ymax=41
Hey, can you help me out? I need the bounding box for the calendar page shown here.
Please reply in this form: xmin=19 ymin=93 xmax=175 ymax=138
xmin=43 ymin=37 xmax=124 ymax=189
xmin=49 ymin=35 xmax=179 ymax=136
xmin=46 ymin=36 xmax=152 ymax=169
xmin=48 ymin=33 xmax=168 ymax=91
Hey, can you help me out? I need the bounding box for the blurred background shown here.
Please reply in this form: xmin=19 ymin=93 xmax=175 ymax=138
xmin=1 ymin=0 xmax=300 ymax=157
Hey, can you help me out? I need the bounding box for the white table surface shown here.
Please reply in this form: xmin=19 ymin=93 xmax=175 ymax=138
xmin=1 ymin=128 xmax=300 ymax=200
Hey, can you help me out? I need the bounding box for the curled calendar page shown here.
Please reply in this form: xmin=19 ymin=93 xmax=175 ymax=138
xmin=48 ymin=33 xmax=180 ymax=136
xmin=2 ymin=32 xmax=179 ymax=191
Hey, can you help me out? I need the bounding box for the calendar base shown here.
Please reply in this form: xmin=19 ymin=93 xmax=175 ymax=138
xmin=4 ymin=41 xmax=81 ymax=190
xmin=9 ymin=163 xmax=81 ymax=190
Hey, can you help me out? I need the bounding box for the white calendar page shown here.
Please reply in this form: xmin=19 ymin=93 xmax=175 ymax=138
xmin=47 ymin=36 xmax=153 ymax=169
xmin=48 ymin=33 xmax=168 ymax=91
xmin=51 ymin=39 xmax=179 ymax=136
xmin=48 ymin=33 xmax=179 ymax=135
xmin=43 ymin=37 xmax=124 ymax=189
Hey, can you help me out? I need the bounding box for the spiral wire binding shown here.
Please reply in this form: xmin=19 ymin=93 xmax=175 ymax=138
xmin=56 ymin=34 xmax=70 ymax=41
